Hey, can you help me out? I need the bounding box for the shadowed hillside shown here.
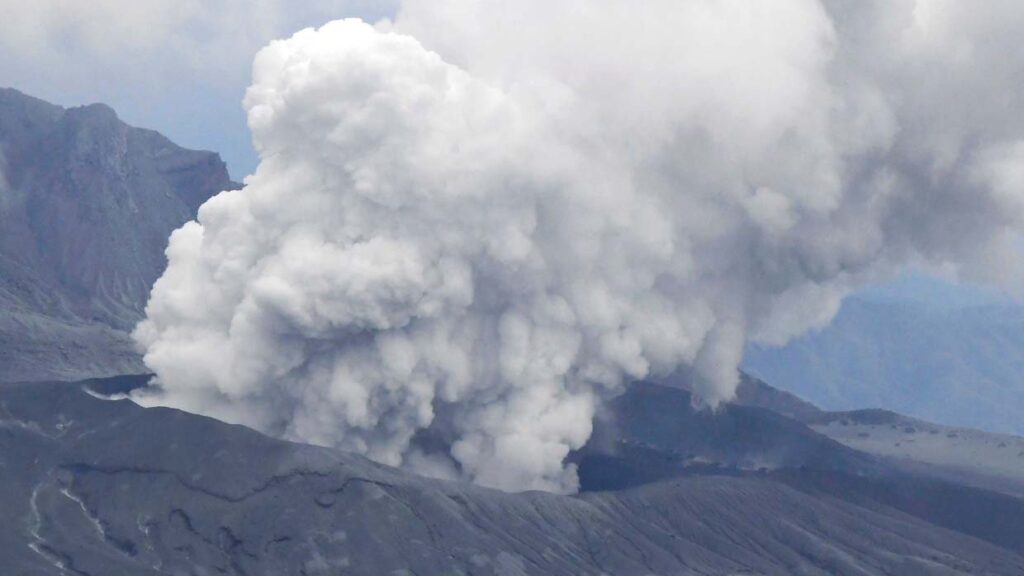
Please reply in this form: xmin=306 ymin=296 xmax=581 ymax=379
xmin=0 ymin=88 xmax=238 ymax=383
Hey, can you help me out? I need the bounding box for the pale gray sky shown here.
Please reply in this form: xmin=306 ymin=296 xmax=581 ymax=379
xmin=0 ymin=0 xmax=398 ymax=179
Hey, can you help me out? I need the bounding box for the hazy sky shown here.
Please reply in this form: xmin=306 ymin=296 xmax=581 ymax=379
xmin=0 ymin=0 xmax=398 ymax=179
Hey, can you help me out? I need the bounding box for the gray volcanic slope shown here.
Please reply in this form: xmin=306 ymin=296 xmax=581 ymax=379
xmin=809 ymin=408 xmax=1024 ymax=499
xmin=575 ymin=378 xmax=1024 ymax=556
xmin=3 ymin=377 xmax=1024 ymax=576
xmin=0 ymin=88 xmax=237 ymax=383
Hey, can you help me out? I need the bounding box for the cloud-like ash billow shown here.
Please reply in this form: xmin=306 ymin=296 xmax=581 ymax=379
xmin=134 ymin=0 xmax=1024 ymax=492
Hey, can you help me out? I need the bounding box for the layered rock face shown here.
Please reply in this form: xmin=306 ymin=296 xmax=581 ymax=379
xmin=0 ymin=88 xmax=237 ymax=382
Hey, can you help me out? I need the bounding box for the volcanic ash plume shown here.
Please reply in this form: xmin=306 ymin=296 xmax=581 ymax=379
xmin=134 ymin=1 xmax=1024 ymax=492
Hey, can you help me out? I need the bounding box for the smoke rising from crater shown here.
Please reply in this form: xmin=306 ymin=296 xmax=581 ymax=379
xmin=134 ymin=0 xmax=1024 ymax=492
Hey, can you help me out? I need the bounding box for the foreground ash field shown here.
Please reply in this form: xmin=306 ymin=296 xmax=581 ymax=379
xmin=4 ymin=374 xmax=1024 ymax=575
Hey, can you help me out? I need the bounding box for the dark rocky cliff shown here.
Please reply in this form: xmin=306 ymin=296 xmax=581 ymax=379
xmin=0 ymin=88 xmax=238 ymax=382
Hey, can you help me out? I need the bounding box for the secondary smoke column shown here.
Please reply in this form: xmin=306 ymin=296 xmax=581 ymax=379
xmin=134 ymin=0 xmax=1024 ymax=492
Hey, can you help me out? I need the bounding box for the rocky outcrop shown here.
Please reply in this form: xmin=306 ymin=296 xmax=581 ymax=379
xmin=0 ymin=88 xmax=238 ymax=382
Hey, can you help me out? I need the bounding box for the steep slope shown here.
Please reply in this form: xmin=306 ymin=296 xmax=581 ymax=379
xmin=3 ymin=377 xmax=1023 ymax=576
xmin=0 ymin=88 xmax=238 ymax=382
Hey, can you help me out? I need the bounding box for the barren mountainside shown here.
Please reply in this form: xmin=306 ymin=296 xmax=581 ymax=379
xmin=0 ymin=88 xmax=238 ymax=383
xmin=4 ymin=376 xmax=1024 ymax=576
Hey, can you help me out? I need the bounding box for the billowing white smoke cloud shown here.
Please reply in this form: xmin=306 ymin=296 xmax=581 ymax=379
xmin=134 ymin=0 xmax=1024 ymax=492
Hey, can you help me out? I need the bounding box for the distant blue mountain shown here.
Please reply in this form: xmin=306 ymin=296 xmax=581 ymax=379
xmin=744 ymin=295 xmax=1024 ymax=435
